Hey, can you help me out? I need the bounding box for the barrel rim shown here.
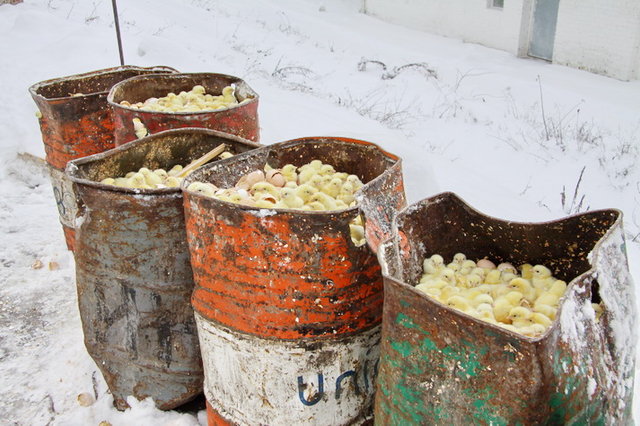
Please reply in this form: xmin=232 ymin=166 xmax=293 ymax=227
xmin=181 ymin=135 xmax=402 ymax=215
xmin=65 ymin=127 xmax=259 ymax=194
xmin=28 ymin=65 xmax=178 ymax=101
xmin=106 ymin=72 xmax=260 ymax=114
xmin=378 ymin=191 xmax=624 ymax=342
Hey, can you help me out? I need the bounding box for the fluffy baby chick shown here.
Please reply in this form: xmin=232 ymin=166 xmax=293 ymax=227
xmin=548 ymin=280 xmax=567 ymax=297
xmin=322 ymin=178 xmax=343 ymax=198
xmin=484 ymin=269 xmax=502 ymax=285
xmin=532 ymin=264 xmax=554 ymax=292
xmin=519 ymin=323 xmax=546 ymax=338
xmin=219 ymin=151 xmax=234 ymax=160
xmin=168 ymin=165 xmax=184 ymax=176
xmin=439 ymin=285 xmax=461 ymax=302
xmin=153 ymin=169 xmax=168 ymax=180
xmin=279 ymin=187 xmax=304 ymax=209
xmin=127 ymin=173 xmax=152 ymax=189
xmin=251 ymin=182 xmax=280 ymax=199
xmin=445 ymin=295 xmax=475 ymax=315
xmin=164 ymin=176 xmax=182 ymax=188
xmin=296 ymin=184 xmax=318 ymax=203
xmin=100 ymin=177 xmax=115 ymax=185
xmin=254 ymin=194 xmax=277 ymax=208
xmin=507 ymin=306 xmax=533 ymax=329
xmin=497 ymin=262 xmax=517 ymax=274
xmin=349 ymin=224 xmax=365 ymax=246
xmin=191 ymin=85 xmax=206 ymax=95
xmin=281 ymin=164 xmax=298 ymax=182
xmin=139 ymin=167 xmax=162 ymax=187
xmin=493 ymin=291 xmax=524 ymax=322
xmin=452 ymin=253 xmax=467 ymax=264
xmin=508 ymin=278 xmax=536 ymax=304
xmin=305 ymin=201 xmax=326 ymax=211
xmin=533 ymin=303 xmax=557 ymax=320
xmin=309 ymin=192 xmax=338 ymax=210
xmin=439 ymin=268 xmax=456 ymax=286
xmin=520 ymin=264 xmax=534 ymax=280
xmin=318 ymin=164 xmax=336 ymax=176
xmin=187 ymin=181 xmax=218 ymax=197
xmin=531 ymin=312 xmax=553 ymax=328
xmin=132 ymin=118 xmax=148 ymax=139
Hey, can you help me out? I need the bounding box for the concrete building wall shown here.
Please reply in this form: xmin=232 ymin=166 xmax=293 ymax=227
xmin=363 ymin=0 xmax=527 ymax=55
xmin=553 ymin=0 xmax=640 ymax=81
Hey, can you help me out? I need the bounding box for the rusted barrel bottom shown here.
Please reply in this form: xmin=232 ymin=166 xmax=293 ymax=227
xmin=90 ymin=349 xmax=204 ymax=411
xmin=195 ymin=313 xmax=379 ymax=425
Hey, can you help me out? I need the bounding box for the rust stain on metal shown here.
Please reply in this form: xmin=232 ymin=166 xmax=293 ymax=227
xmin=108 ymin=72 xmax=260 ymax=146
xmin=374 ymin=192 xmax=636 ymax=424
xmin=66 ymin=128 xmax=259 ymax=410
xmin=29 ymin=65 xmax=177 ymax=250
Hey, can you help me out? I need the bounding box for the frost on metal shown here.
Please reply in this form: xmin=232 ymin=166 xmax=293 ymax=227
xmin=375 ymin=192 xmax=637 ymax=424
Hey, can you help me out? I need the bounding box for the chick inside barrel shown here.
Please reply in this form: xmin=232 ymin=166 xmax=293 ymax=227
xmin=65 ymin=128 xmax=260 ymax=411
xmin=181 ymin=137 xmax=406 ymax=425
xmin=374 ymin=191 xmax=636 ymax=425
xmin=108 ymin=72 xmax=260 ymax=145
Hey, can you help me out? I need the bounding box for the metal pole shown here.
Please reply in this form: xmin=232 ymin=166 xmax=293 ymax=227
xmin=111 ymin=0 xmax=125 ymax=66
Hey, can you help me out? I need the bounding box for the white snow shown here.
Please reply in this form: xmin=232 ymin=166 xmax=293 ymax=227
xmin=0 ymin=0 xmax=639 ymax=424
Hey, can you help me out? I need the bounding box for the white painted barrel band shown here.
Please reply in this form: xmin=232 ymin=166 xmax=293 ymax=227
xmin=195 ymin=312 xmax=380 ymax=425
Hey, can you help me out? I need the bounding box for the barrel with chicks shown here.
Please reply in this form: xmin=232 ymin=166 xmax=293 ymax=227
xmin=29 ymin=65 xmax=177 ymax=250
xmin=374 ymin=192 xmax=636 ymax=424
xmin=66 ymin=128 xmax=260 ymax=411
xmin=108 ymin=72 xmax=260 ymax=146
xmin=182 ymin=137 xmax=406 ymax=425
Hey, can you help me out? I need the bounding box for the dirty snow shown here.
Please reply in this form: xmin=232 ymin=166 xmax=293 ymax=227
xmin=0 ymin=0 xmax=639 ymax=424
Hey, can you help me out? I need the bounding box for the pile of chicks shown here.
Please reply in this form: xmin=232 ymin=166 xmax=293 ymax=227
xmin=98 ymin=151 xmax=234 ymax=189
xmin=119 ymin=84 xmax=248 ymax=113
xmin=415 ymin=253 xmax=578 ymax=338
xmin=186 ymin=159 xmax=367 ymax=246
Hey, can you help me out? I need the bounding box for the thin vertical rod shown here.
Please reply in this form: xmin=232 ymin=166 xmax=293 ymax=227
xmin=111 ymin=0 xmax=125 ymax=65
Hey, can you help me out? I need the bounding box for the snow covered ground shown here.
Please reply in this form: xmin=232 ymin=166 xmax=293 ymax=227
xmin=0 ymin=0 xmax=639 ymax=424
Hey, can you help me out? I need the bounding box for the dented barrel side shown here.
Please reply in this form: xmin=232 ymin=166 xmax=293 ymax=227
xmin=29 ymin=65 xmax=177 ymax=250
xmin=374 ymin=192 xmax=636 ymax=424
xmin=182 ymin=137 xmax=406 ymax=425
xmin=108 ymin=73 xmax=260 ymax=146
xmin=67 ymin=128 xmax=259 ymax=411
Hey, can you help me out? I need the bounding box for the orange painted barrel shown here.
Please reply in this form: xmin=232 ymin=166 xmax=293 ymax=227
xmin=29 ymin=65 xmax=177 ymax=250
xmin=182 ymin=137 xmax=406 ymax=425
xmin=66 ymin=128 xmax=260 ymax=411
xmin=107 ymin=72 xmax=260 ymax=146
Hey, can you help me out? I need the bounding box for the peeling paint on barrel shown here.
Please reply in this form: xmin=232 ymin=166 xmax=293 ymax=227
xmin=374 ymin=192 xmax=636 ymax=424
xmin=182 ymin=137 xmax=407 ymax=424
xmin=67 ymin=128 xmax=259 ymax=410
xmin=29 ymin=65 xmax=177 ymax=250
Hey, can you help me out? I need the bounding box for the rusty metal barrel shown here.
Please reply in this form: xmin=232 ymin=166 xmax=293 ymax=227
xmin=29 ymin=65 xmax=178 ymax=251
xmin=66 ymin=128 xmax=260 ymax=411
xmin=181 ymin=137 xmax=407 ymax=425
xmin=107 ymin=72 xmax=260 ymax=146
xmin=375 ymin=191 xmax=637 ymax=424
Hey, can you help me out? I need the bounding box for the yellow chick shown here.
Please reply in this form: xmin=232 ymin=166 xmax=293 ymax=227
xmin=322 ymin=178 xmax=343 ymax=198
xmin=346 ymin=175 xmax=364 ymax=191
xmin=281 ymin=164 xmax=298 ymax=182
xmin=219 ymin=151 xmax=234 ymax=160
xmin=439 ymin=268 xmax=456 ymax=286
xmin=127 ymin=173 xmax=153 ymax=189
xmin=493 ymin=291 xmax=523 ymax=322
xmin=466 ymin=274 xmax=482 ymax=288
xmin=153 ymin=169 xmax=168 ymax=180
xmin=439 ymin=286 xmax=461 ymax=302
xmin=532 ymin=264 xmax=555 ymax=292
xmin=279 ymin=187 xmax=305 ymax=209
xmin=100 ymin=177 xmax=115 ymax=185
xmin=592 ymin=303 xmax=604 ymax=321
xmin=139 ymin=167 xmax=162 ymax=187
xmin=168 ymin=165 xmax=184 ymax=176
xmin=446 ymin=295 xmax=475 ymax=315
xmin=507 ymin=306 xmax=533 ymax=329
xmin=484 ymin=269 xmax=502 ymax=285
xmin=349 ymin=224 xmax=365 ymax=245
xmin=520 ymin=264 xmax=534 ymax=280
xmin=296 ymin=184 xmax=318 ymax=202
xmin=508 ymin=278 xmax=536 ymax=303
xmin=132 ymin=118 xmax=148 ymax=139
xmin=497 ymin=262 xmax=517 ymax=274
xmin=337 ymin=183 xmax=356 ymax=205
xmin=254 ymin=194 xmax=277 ymax=208
xmin=251 ymin=182 xmax=280 ymax=199
xmin=531 ymin=312 xmax=553 ymax=328
xmin=191 ymin=85 xmax=206 ymax=95
xmin=113 ymin=177 xmax=129 ymax=187
xmin=548 ymin=280 xmax=567 ymax=297
xmin=187 ymin=181 xmax=218 ymax=197
xmin=533 ymin=303 xmax=557 ymax=320
xmin=318 ymin=164 xmax=336 ymax=176
xmin=164 ymin=176 xmax=182 ymax=188
xmin=471 ymin=294 xmax=494 ymax=308
xmin=519 ymin=323 xmax=546 ymax=338
xmin=309 ymin=192 xmax=338 ymax=210
xmin=305 ymin=201 xmax=326 ymax=211
xmin=452 ymin=253 xmax=467 ymax=264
